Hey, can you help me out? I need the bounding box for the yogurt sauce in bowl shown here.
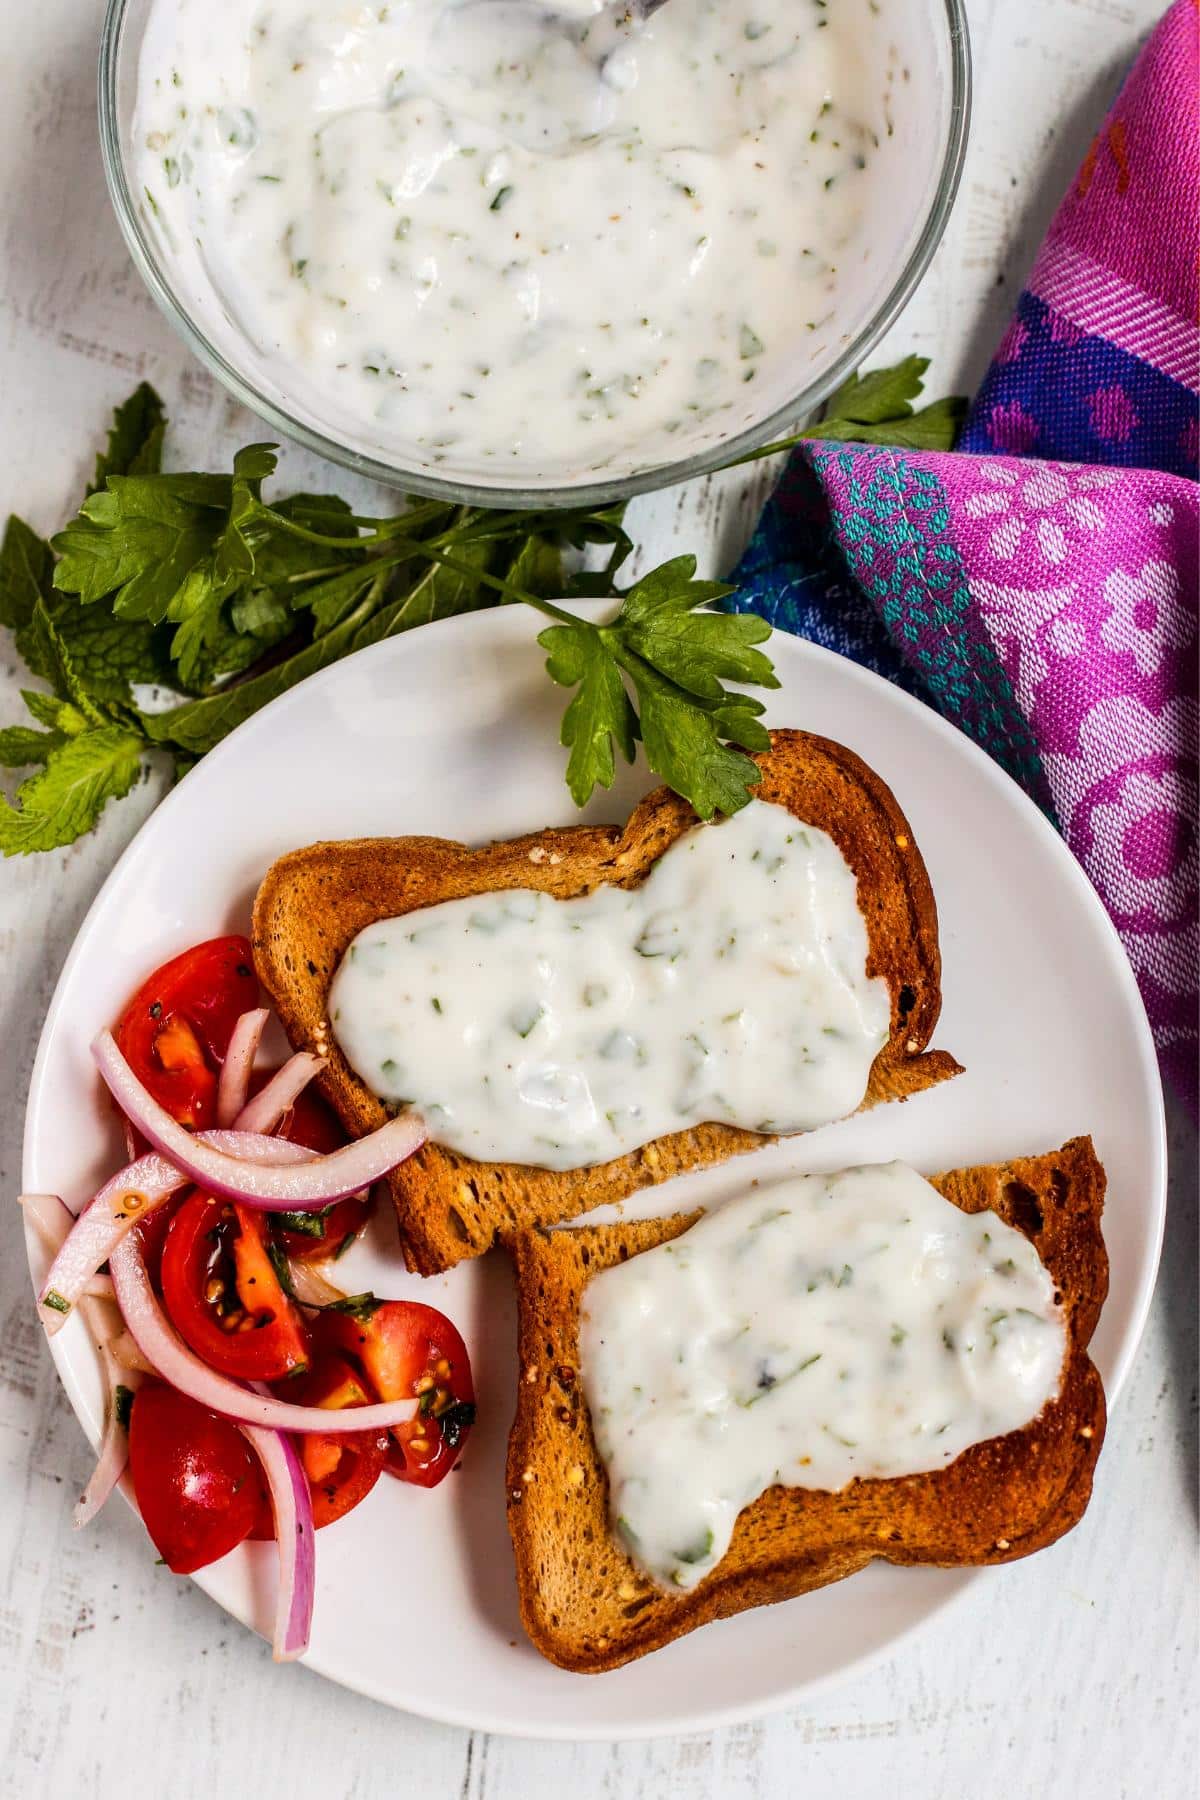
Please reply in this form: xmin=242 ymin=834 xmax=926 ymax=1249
xmin=129 ymin=0 xmax=963 ymax=488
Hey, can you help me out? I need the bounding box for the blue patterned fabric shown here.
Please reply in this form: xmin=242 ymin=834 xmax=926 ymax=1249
xmin=727 ymin=302 xmax=1197 ymax=706
xmin=731 ymin=457 xmax=918 ymax=691
xmin=958 ymin=292 xmax=1199 ymax=474
xmin=804 ymin=445 xmax=1051 ymax=806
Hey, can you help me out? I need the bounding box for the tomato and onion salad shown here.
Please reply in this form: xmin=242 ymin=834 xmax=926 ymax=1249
xmin=34 ymin=935 xmax=474 ymax=1660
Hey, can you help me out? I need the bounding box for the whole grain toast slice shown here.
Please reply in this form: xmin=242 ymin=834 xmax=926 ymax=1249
xmin=505 ymin=1137 xmax=1108 ymax=1673
xmin=252 ymin=730 xmax=961 ymax=1275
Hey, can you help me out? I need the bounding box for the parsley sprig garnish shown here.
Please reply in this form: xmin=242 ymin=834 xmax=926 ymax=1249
xmin=0 ymin=357 xmax=963 ymax=851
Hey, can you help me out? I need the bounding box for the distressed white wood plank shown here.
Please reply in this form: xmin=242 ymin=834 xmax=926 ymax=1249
xmin=0 ymin=0 xmax=1194 ymax=1796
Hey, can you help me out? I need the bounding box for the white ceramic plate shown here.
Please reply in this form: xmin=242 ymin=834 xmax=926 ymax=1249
xmin=23 ymin=612 xmax=1165 ymax=1739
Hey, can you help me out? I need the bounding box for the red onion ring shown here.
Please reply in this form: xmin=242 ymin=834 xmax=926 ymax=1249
xmin=75 ymin=1347 xmax=143 ymax=1529
xmin=93 ymin=1031 xmax=425 ymax=1206
xmin=33 ymin=1134 xmax=317 ymax=1335
xmin=216 ymin=1008 xmax=270 ymax=1127
xmin=237 ymin=1423 xmax=315 ymax=1662
xmin=234 ymin=1052 xmax=325 ymax=1135
xmin=108 ymin=1232 xmax=417 ymax=1433
xmin=21 ymin=1193 xmax=115 ymax=1302
xmin=21 ymin=1193 xmax=148 ymax=1527
xmin=36 ymin=1049 xmax=335 ymax=1335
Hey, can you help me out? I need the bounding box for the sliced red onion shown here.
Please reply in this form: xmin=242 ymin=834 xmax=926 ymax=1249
xmin=108 ymin=1328 xmax=159 ymax=1376
xmin=94 ymin=1031 xmax=425 ymax=1207
xmin=20 ymin=1194 xmax=115 ymax=1303
xmin=108 ymin=1232 xmax=417 ymax=1434
xmin=216 ymin=1008 xmax=270 ymax=1127
xmin=233 ymin=1052 xmax=325 ymax=1135
xmin=237 ymin=1423 xmax=315 ymax=1662
xmin=20 ymin=1193 xmax=151 ymax=1527
xmin=74 ymin=1347 xmax=144 ymax=1529
xmin=285 ymin=1258 xmax=348 ymax=1309
xmin=33 ymin=1134 xmax=317 ymax=1336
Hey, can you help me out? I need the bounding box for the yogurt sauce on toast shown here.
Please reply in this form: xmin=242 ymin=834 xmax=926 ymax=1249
xmin=580 ymin=1164 xmax=1067 ymax=1590
xmin=327 ymin=800 xmax=890 ymax=1170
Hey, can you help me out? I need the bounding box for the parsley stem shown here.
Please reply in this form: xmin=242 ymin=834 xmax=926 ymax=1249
xmin=720 ymin=426 xmax=820 ymax=469
xmin=406 ymin=540 xmax=581 ymax=625
xmin=255 ymin=497 xmax=456 ymax=551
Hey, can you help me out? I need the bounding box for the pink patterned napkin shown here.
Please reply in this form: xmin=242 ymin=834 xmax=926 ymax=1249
xmin=732 ymin=1 xmax=1198 ymax=1101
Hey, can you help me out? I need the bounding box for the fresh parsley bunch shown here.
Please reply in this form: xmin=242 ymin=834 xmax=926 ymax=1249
xmin=0 ymin=358 xmax=962 ymax=853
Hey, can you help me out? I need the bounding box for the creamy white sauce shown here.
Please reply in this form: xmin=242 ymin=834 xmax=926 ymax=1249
xmin=328 ymin=801 xmax=889 ymax=1170
xmin=580 ymin=1164 xmax=1066 ymax=1591
xmin=133 ymin=0 xmax=884 ymax=477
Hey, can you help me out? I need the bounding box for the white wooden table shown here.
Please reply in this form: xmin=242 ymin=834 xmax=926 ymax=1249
xmin=1 ymin=2 xmax=1195 ymax=1794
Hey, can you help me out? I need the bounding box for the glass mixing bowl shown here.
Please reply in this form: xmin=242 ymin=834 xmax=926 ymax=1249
xmin=99 ymin=0 xmax=970 ymax=507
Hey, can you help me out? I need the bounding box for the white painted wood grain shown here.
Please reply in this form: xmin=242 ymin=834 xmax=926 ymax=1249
xmin=1 ymin=2 xmax=1195 ymax=1795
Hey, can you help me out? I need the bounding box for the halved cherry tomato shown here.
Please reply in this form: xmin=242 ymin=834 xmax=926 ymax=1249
xmin=128 ymin=1382 xmax=259 ymax=1573
xmin=115 ymin=936 xmax=259 ymax=1129
xmin=248 ymin=1352 xmax=389 ymax=1536
xmin=160 ymin=1193 xmax=310 ymax=1381
xmin=315 ymin=1301 xmax=475 ymax=1488
xmin=274 ymin=1193 xmax=371 ymax=1264
xmin=134 ymin=1190 xmax=185 ymax=1289
xmin=248 ymin=1077 xmax=374 ymax=1263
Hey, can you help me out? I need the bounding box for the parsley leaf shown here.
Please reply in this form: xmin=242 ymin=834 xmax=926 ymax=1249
xmin=52 ymin=479 xmax=230 ymax=619
xmin=540 ymin=621 xmax=639 ymax=806
xmin=539 ymin=558 xmax=776 ymax=818
xmin=0 ymin=356 xmax=964 ymax=853
xmin=842 ymin=395 xmax=967 ymax=451
xmin=727 ymin=353 xmax=966 ymax=465
xmin=820 ymin=356 xmax=932 ymax=425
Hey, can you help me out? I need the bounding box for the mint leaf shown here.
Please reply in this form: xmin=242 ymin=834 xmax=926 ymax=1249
xmin=539 ymin=621 xmax=638 ymax=806
xmin=50 ymin=603 xmax=174 ymax=701
xmin=90 ymin=383 xmax=167 ymax=494
xmin=142 ymin=591 xmax=377 ymax=755
xmin=3 ymin=503 xmax=171 ymax=704
xmin=0 ymin=726 xmax=64 ymax=767
xmin=20 ymin=691 xmax=91 ymax=734
xmin=3 ymin=360 xmax=962 ymax=852
xmin=0 ymin=726 xmax=145 ymax=854
xmin=0 ymin=517 xmax=53 ymax=632
xmin=19 ymin=602 xmax=109 ymax=724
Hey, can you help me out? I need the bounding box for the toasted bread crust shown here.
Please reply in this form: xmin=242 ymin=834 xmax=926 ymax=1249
xmin=252 ymin=731 xmax=961 ymax=1274
xmin=505 ymin=1138 xmax=1108 ymax=1673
